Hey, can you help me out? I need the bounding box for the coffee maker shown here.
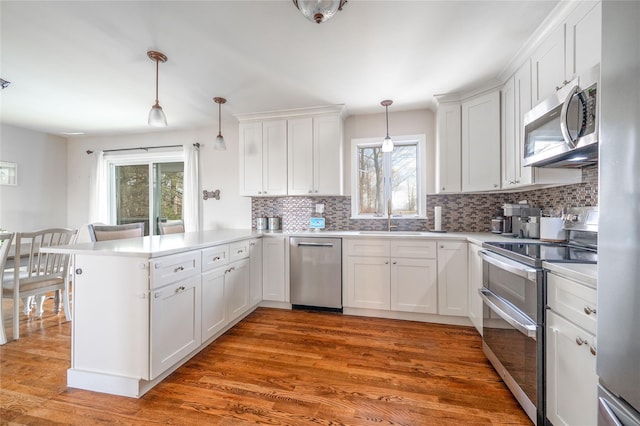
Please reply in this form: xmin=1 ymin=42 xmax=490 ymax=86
xmin=502 ymin=203 xmax=541 ymax=238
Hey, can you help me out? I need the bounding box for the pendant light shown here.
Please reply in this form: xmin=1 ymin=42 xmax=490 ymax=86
xmin=213 ymin=97 xmax=227 ymax=151
xmin=147 ymin=50 xmax=168 ymax=127
xmin=292 ymin=0 xmax=347 ymax=24
xmin=381 ymin=99 xmax=394 ymax=152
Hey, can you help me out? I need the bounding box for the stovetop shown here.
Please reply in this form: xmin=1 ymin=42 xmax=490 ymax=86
xmin=482 ymin=241 xmax=598 ymax=268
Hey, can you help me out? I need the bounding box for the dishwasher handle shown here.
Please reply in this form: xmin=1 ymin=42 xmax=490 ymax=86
xmin=297 ymin=242 xmax=334 ymax=248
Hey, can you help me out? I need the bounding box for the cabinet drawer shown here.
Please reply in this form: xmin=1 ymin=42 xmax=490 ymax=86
xmin=345 ymin=239 xmax=389 ymax=257
xmin=201 ymin=245 xmax=229 ymax=272
xmin=151 ymin=251 xmax=201 ymax=289
xmin=547 ymin=272 xmax=597 ymax=334
xmin=229 ymin=240 xmax=250 ymax=263
xmin=390 ymin=240 xmax=437 ymax=259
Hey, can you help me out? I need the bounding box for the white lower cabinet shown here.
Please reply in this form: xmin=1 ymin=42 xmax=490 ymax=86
xmin=249 ymin=239 xmax=263 ymax=306
xmin=262 ymin=235 xmax=289 ymax=302
xmin=546 ymin=271 xmax=598 ymax=426
xmin=437 ymin=241 xmax=468 ymax=316
xmin=150 ymin=275 xmax=202 ymax=380
xmin=467 ymin=243 xmax=483 ymax=334
xmin=201 ymin=266 xmax=227 ymax=342
xmin=344 ymin=239 xmax=438 ymax=314
xmin=225 ymin=258 xmax=251 ymax=322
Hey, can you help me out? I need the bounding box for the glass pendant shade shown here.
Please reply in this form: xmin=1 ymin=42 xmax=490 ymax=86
xmin=148 ymin=104 xmax=167 ymax=127
xmin=214 ymin=134 xmax=227 ymax=151
xmin=293 ymin=0 xmax=346 ymax=24
xmin=381 ymin=135 xmax=394 ymax=152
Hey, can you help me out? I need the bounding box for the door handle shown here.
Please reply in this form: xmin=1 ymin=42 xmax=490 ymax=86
xmin=479 ymin=288 xmax=537 ymax=339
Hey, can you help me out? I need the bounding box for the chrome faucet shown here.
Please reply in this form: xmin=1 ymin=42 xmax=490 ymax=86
xmin=387 ymin=199 xmax=398 ymax=232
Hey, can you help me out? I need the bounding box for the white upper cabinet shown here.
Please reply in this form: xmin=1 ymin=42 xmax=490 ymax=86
xmin=436 ymin=102 xmax=462 ymax=194
xmin=287 ymin=114 xmax=343 ymax=196
xmin=239 ymin=119 xmax=288 ymax=197
xmin=461 ymin=90 xmax=501 ymax=192
xmin=532 ymin=1 xmax=601 ymax=106
xmin=565 ymin=1 xmax=601 ymax=81
xmin=501 ymin=75 xmax=518 ymax=189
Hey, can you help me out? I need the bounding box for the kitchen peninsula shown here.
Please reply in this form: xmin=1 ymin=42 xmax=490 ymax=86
xmin=44 ymin=229 xmax=261 ymax=398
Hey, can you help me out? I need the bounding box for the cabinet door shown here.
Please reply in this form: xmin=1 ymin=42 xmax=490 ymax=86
xmin=262 ymin=119 xmax=288 ymax=196
xmin=532 ymin=24 xmax=566 ymax=105
xmin=239 ymin=121 xmax=264 ymax=196
xmin=263 ymin=236 xmax=288 ymax=302
xmin=225 ymin=258 xmax=251 ymax=322
xmin=201 ymin=267 xmax=227 ymax=341
xmin=546 ymin=311 xmax=597 ymax=426
xmin=313 ymin=114 xmax=343 ymax=195
xmin=249 ymin=239 xmax=263 ymax=306
xmin=436 ymin=102 xmax=462 ymax=193
xmin=150 ymin=275 xmax=202 ymax=379
xmin=437 ymin=241 xmax=468 ymax=316
xmin=461 ymin=91 xmax=501 ymax=192
xmin=565 ymin=1 xmax=601 ymax=81
xmin=515 ymin=60 xmax=534 ymax=186
xmin=287 ymin=117 xmax=314 ymax=195
xmin=501 ymin=76 xmax=518 ymax=189
xmin=390 ymin=258 xmax=437 ymax=314
xmin=345 ymin=256 xmax=390 ymax=310
xmin=467 ymin=243 xmax=483 ymax=334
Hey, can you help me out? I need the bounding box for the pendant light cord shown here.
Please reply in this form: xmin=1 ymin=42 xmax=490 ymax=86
xmin=385 ymin=105 xmax=390 ymax=138
xmin=218 ymin=101 xmax=222 ymax=137
xmin=154 ymin=59 xmax=160 ymax=107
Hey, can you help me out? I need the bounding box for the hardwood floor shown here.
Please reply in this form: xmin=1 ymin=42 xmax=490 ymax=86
xmin=1 ymin=298 xmax=531 ymax=425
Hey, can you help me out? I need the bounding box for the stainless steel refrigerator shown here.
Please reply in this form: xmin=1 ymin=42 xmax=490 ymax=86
xmin=597 ymin=2 xmax=640 ymax=424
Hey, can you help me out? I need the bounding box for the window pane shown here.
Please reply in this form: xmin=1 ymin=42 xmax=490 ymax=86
xmin=358 ymin=146 xmax=384 ymax=215
xmin=115 ymin=164 xmax=149 ymax=233
xmin=155 ymin=162 xmax=184 ymax=234
xmin=391 ymin=145 xmax=418 ymax=215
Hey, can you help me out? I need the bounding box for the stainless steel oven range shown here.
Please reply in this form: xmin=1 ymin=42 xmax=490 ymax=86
xmin=479 ymin=207 xmax=598 ymax=425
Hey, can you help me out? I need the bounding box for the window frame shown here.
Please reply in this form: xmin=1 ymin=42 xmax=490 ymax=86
xmin=350 ymin=134 xmax=427 ymax=219
xmin=104 ymin=150 xmax=184 ymax=234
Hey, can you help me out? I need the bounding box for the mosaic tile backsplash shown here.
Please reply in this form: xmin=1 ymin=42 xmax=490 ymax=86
xmin=251 ymin=165 xmax=598 ymax=233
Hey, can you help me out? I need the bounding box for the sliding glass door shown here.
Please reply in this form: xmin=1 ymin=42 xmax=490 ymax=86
xmin=108 ymin=152 xmax=183 ymax=235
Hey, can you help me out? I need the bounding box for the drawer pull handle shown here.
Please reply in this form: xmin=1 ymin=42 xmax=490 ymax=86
xmin=212 ymin=256 xmax=221 ymax=261
xmin=174 ymin=266 xmax=185 ymax=272
xmin=225 ymin=267 xmax=236 ymax=274
xmin=584 ymin=306 xmax=596 ymax=315
xmin=590 ymin=345 xmax=597 ymax=356
xmin=576 ymin=337 xmax=587 ymax=346
xmin=175 ymin=285 xmax=186 ymax=294
xmin=237 ymin=249 xmax=243 ymax=254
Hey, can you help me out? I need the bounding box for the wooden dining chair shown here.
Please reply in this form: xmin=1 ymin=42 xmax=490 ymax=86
xmin=0 ymin=232 xmax=15 ymax=345
xmin=158 ymin=220 xmax=184 ymax=235
xmin=87 ymin=222 xmax=145 ymax=242
xmin=1 ymin=228 xmax=77 ymax=342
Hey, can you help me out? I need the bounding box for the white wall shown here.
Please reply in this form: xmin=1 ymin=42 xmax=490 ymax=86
xmin=66 ymin=120 xmax=251 ymax=232
xmin=0 ymin=124 xmax=68 ymax=231
xmin=343 ymin=108 xmax=436 ymax=195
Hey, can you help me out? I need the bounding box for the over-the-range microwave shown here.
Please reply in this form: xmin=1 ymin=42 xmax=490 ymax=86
xmin=523 ymin=64 xmax=599 ymax=168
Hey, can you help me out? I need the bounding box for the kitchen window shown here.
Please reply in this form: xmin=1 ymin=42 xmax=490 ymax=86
xmin=351 ymin=134 xmax=426 ymax=219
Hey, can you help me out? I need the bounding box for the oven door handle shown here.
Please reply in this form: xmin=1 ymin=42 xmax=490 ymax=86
xmin=478 ymin=250 xmax=538 ymax=281
xmin=479 ymin=288 xmax=538 ymax=339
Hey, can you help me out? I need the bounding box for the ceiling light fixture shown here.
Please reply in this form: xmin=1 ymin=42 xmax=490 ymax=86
xmin=213 ymin=97 xmax=227 ymax=151
xmin=292 ymin=0 xmax=347 ymax=24
xmin=381 ymin=99 xmax=394 ymax=153
xmin=147 ymin=50 xmax=168 ymax=127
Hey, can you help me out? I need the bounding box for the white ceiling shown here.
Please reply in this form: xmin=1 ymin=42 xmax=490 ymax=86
xmin=0 ymin=0 xmax=558 ymax=137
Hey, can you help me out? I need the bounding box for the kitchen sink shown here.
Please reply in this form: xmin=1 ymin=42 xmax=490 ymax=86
xmin=357 ymin=231 xmax=423 ymax=236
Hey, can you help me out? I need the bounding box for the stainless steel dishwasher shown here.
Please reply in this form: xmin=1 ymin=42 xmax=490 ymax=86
xmin=290 ymin=236 xmax=342 ymax=311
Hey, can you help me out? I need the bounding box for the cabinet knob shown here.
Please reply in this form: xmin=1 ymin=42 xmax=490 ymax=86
xmin=237 ymin=249 xmax=243 ymax=254
xmin=442 ymin=187 xmax=446 ymax=191
xmin=212 ymin=256 xmax=221 ymax=261
xmin=315 ymin=190 xmax=318 ymax=193
xmin=384 ymin=261 xmax=389 ymax=265
xmin=174 ymin=266 xmax=185 ymax=272
xmin=309 ymin=190 xmax=313 ymax=194
xmin=589 ymin=345 xmax=597 ymax=356
xmin=392 ymin=261 xmax=397 ymax=265
xmin=75 ymin=268 xmax=83 ymax=275
xmin=175 ymin=285 xmax=186 ymax=294
xmin=493 ymin=184 xmax=499 ymax=188
xmin=250 ymin=242 xmax=255 ymax=247
xmin=576 ymin=337 xmax=586 ymax=346
xmin=584 ymin=306 xmax=596 ymax=315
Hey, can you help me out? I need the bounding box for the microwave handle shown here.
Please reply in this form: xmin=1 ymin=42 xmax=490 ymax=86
xmin=560 ymin=84 xmax=581 ymax=148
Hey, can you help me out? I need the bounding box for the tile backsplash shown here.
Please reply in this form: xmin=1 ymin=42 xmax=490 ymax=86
xmin=251 ymin=165 xmax=598 ymax=233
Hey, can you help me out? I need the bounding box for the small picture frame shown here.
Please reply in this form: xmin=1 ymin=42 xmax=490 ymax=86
xmin=0 ymin=161 xmax=17 ymax=186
